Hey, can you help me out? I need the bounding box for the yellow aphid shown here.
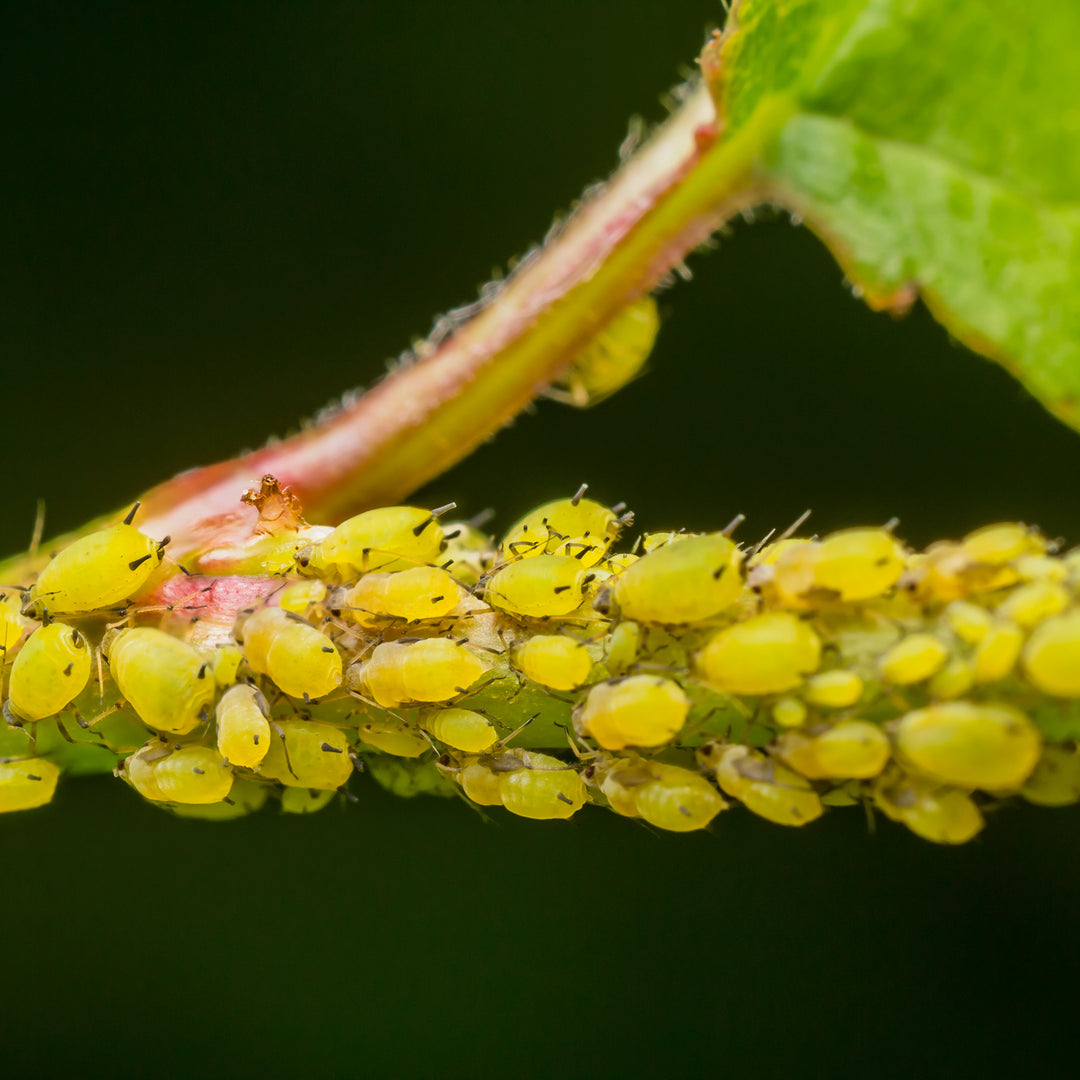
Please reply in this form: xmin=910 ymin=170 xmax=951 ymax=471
xmin=962 ymin=522 xmax=1045 ymax=566
xmin=236 ymin=607 xmax=293 ymax=674
xmin=698 ymin=612 xmax=821 ymax=695
xmin=419 ymin=707 xmax=498 ymax=753
xmin=573 ymin=675 xmax=689 ymax=750
xmin=280 ymin=787 xmax=336 ymax=814
xmin=211 ymin=644 xmax=245 ymax=687
xmin=927 ymin=657 xmax=975 ymax=700
xmin=25 ymin=514 xmax=167 ymax=615
xmin=341 ymin=566 xmax=465 ymax=625
xmin=765 ymin=540 xmax=822 ymax=607
xmin=877 ymin=633 xmax=948 ymax=685
xmin=588 ymin=754 xmax=655 ymax=817
xmin=153 ymin=746 xmax=234 ymax=805
xmin=349 ymin=638 xmax=487 ymax=708
xmin=107 ymin=627 xmax=216 ymax=735
xmin=772 ymin=696 xmax=808 ymax=728
xmin=278 ymin=579 xmax=327 ymax=616
xmin=777 ymin=721 xmax=890 ymax=780
xmin=0 ymin=757 xmax=61 ymax=813
xmin=172 ymin=778 xmax=270 ymax=820
xmin=894 ymin=702 xmax=1042 ymax=789
xmin=873 ymin=768 xmax=984 ymax=844
xmin=996 ymin=581 xmax=1068 ymax=628
xmin=1023 ymin=611 xmax=1080 ymax=696
xmin=602 ymin=552 xmax=640 ymax=573
xmin=704 ymin=744 xmax=823 ymax=827
xmin=813 ymin=528 xmax=905 ymax=601
xmin=612 ymin=533 xmax=742 ymax=624
xmin=498 ymin=750 xmax=588 ymax=820
xmin=439 ymin=521 xmax=494 ymax=586
xmin=297 ymin=504 xmax=449 ymax=580
xmin=971 ymin=620 xmax=1023 ymax=683
xmin=215 ymin=684 xmax=271 ymax=768
xmin=631 ymin=762 xmax=726 ymax=832
xmin=550 ymin=295 xmax=659 ymax=408
xmin=258 ymin=719 xmax=354 ymax=789
xmin=263 ymin=621 xmax=342 ymax=701
xmin=357 ymin=718 xmax=429 ymax=758
xmin=604 ymin=620 xmax=641 ymax=675
xmin=0 ymin=593 xmax=28 ymax=656
xmin=121 ymin=741 xmax=171 ymax=801
xmin=943 ymin=600 xmax=992 ymax=644
xmin=499 ymin=493 xmax=623 ymax=566
xmin=447 ymin=755 xmax=504 ymax=806
xmin=485 ymin=554 xmax=586 ymax=618
xmin=641 ymin=531 xmax=694 ymax=553
xmin=515 ymin=635 xmax=593 ymax=691
xmin=1014 ymin=553 xmax=1067 ymax=583
xmin=1020 ymin=746 xmax=1080 ymax=807
xmin=7 ymin=622 xmax=92 ymax=721
xmin=803 ymin=670 xmax=863 ymax=708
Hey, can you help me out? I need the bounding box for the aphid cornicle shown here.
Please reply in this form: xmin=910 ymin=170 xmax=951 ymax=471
xmin=484 ymin=554 xmax=587 ymax=618
xmin=7 ymin=622 xmax=92 ymax=721
xmin=499 ymin=492 xmax=624 ymax=566
xmin=106 ymin=627 xmax=216 ymax=735
xmin=215 ymin=684 xmax=272 ymax=768
xmin=348 ymin=638 xmax=488 ymax=708
xmin=296 ymin=504 xmax=451 ymax=580
xmin=611 ymin=532 xmax=743 ymax=624
xmin=25 ymin=506 xmax=167 ymax=615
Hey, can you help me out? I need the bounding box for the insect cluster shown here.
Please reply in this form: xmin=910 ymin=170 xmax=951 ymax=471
xmin=3 ymin=487 xmax=1080 ymax=843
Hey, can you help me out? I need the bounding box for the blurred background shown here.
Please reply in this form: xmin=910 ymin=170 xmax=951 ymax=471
xmin=4 ymin=3 xmax=1079 ymax=1076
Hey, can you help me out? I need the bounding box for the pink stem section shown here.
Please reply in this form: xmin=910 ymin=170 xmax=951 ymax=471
xmin=129 ymin=83 xmax=733 ymax=564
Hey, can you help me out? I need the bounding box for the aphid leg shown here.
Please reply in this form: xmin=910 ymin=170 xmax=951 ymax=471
xmin=28 ymin=498 xmax=46 ymax=558
xmin=270 ymin=721 xmax=299 ymax=780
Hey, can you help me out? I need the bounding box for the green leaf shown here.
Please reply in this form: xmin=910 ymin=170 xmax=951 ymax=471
xmin=715 ymin=0 xmax=1080 ymax=428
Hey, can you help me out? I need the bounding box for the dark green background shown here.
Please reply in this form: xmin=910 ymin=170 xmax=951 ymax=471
xmin=5 ymin=4 xmax=1078 ymax=1077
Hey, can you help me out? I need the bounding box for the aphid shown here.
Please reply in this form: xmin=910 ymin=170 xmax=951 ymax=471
xmin=873 ymin=767 xmax=984 ymax=844
xmin=215 ymin=684 xmax=272 ymax=768
xmin=0 ymin=592 xmax=28 ymax=656
xmin=439 ymin=520 xmax=495 ymax=586
xmin=970 ymin=620 xmax=1023 ymax=684
xmin=750 ymin=537 xmax=819 ymax=608
xmin=701 ymin=743 xmax=823 ymax=827
xmin=877 ymin=633 xmax=948 ymax=685
xmin=357 ymin=718 xmax=430 ymax=758
xmin=106 ymin=627 xmax=216 ymax=735
xmin=211 ymin=643 xmax=245 ymax=687
xmin=278 ymin=579 xmax=327 ymax=616
xmin=484 ymin=554 xmax=587 ymax=618
xmin=7 ymin=622 xmax=92 ymax=721
xmin=603 ymin=620 xmax=641 ymax=675
xmin=296 ymin=504 xmax=452 ymax=580
xmin=776 ymin=720 xmax=890 ymax=780
xmin=573 ymin=675 xmax=689 ymax=750
xmin=630 ymin=762 xmax=727 ymax=832
xmin=25 ymin=507 xmax=167 ymax=615
xmin=698 ymin=612 xmax=821 ymax=695
xmin=996 ymin=581 xmax=1068 ymax=628
xmin=238 ymin=608 xmax=342 ymax=700
xmin=258 ymin=719 xmax=354 ymax=789
xmin=498 ymin=750 xmax=588 ymax=821
xmin=1019 ymin=746 xmax=1080 ymax=807
xmin=0 ymin=757 xmax=61 ymax=813
xmin=893 ymin=701 xmax=1042 ymax=790
xmin=1023 ymin=611 xmax=1080 ymax=696
xmin=419 ymin=707 xmax=498 ymax=753
xmin=171 ymin=777 xmax=270 ymax=820
xmin=927 ymin=657 xmax=975 ymax=700
xmin=514 ymin=635 xmax=593 ymax=691
xmin=279 ymin=786 xmax=336 ymax=814
xmin=446 ymin=754 xmax=505 ymax=806
xmin=340 ymin=566 xmax=466 ymax=626
xmin=499 ymin=490 xmax=623 ymax=566
xmin=612 ymin=532 xmax=743 ymax=624
xmin=548 ymin=295 xmax=659 ymax=408
xmin=812 ymin=528 xmax=905 ymax=601
xmin=942 ymin=600 xmax=992 ymax=644
xmin=772 ymin=697 xmax=808 ymax=728
xmin=152 ymin=746 xmax=234 ymax=805
xmin=961 ymin=522 xmax=1045 ymax=566
xmin=347 ymin=638 xmax=488 ymax=708
xmin=121 ymin=740 xmax=171 ymax=801
xmin=803 ymin=669 xmax=863 ymax=708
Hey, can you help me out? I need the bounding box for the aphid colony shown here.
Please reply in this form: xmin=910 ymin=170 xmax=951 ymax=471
xmin=4 ymin=492 xmax=1080 ymax=844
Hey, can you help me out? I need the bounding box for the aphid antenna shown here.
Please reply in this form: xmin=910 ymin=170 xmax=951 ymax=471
xmin=628 ymin=534 xmax=642 ymax=556
xmin=269 ymin=721 xmax=300 ymax=780
xmin=881 ymin=517 xmax=900 ymax=533
xmin=721 ymin=513 xmax=746 ymax=537
xmin=615 ymin=511 xmax=635 ymax=529
xmin=776 ymin=509 xmax=813 ymax=543
xmin=28 ymin=498 xmax=46 ymax=558
xmin=122 ymin=501 xmax=141 ymax=526
xmin=571 ymin=483 xmax=589 ymax=506
xmin=747 ymin=527 xmax=776 ymax=560
xmin=496 ymin=713 xmax=538 ymax=748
